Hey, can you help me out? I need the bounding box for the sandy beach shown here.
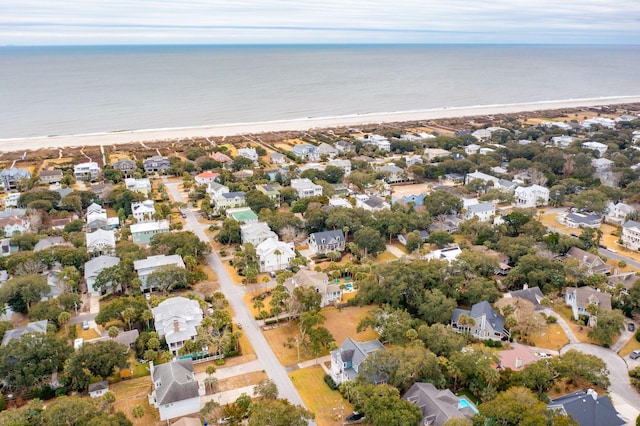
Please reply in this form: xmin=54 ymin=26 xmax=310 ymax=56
xmin=2 ymin=96 xmax=640 ymax=152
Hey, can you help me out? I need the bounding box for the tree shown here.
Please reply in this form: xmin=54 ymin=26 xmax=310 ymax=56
xmin=150 ymin=231 xmax=209 ymax=259
xmin=146 ymin=265 xmax=189 ymax=294
xmin=572 ymin=189 xmax=609 ymax=214
xmin=551 ymin=350 xmax=610 ymax=388
xmin=246 ymin=190 xmax=275 ymax=211
xmin=424 ymin=190 xmax=463 ymax=217
xmin=0 ymin=332 xmax=72 ymax=390
xmin=233 ymin=156 xmax=254 ymax=171
xmin=354 ymin=227 xmax=386 ymax=258
xmin=427 ymin=230 xmax=454 ymax=247
xmin=253 ymin=379 xmax=278 ymax=400
xmin=0 ymin=274 xmax=49 ymax=313
xmin=360 ymin=385 xmax=423 ymax=426
xmin=478 ymin=387 xmax=574 ymax=426
xmin=58 ymin=311 xmax=71 ymax=333
xmin=404 ymin=231 xmax=424 ymax=253
xmin=108 ymin=186 xmax=145 ymax=217
xmin=588 ymin=308 xmax=625 ymax=346
xmin=358 ymin=305 xmax=416 ymax=345
xmin=417 ymin=323 xmax=467 ymax=358
xmin=62 ymin=341 xmax=129 ymax=391
xmin=248 ymin=399 xmax=314 ymax=426
xmin=418 ymin=289 xmax=457 ymax=325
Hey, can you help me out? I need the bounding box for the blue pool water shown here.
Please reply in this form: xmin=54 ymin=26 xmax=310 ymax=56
xmin=345 ymin=284 xmax=353 ymax=291
xmin=458 ymin=397 xmax=479 ymax=414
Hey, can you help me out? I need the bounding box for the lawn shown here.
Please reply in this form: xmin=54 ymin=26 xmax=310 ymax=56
xmin=244 ymin=286 xmax=276 ymax=318
xmin=216 ymin=371 xmax=268 ymax=393
xmin=110 ymin=376 xmax=161 ymax=426
xmin=77 ymin=326 xmax=101 ymax=340
xmin=289 ymin=366 xmax=353 ymax=426
xmin=374 ymin=251 xmax=397 ymax=263
xmin=553 ymin=303 xmax=601 ymax=345
xmin=529 ymin=323 xmax=570 ymax=351
xmin=263 ymin=305 xmax=379 ymax=366
xmin=619 ymin=334 xmax=640 ymax=357
xmin=224 ymin=261 xmax=244 ymax=285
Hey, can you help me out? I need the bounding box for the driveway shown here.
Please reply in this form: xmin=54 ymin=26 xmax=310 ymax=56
xmin=164 ymin=181 xmax=310 ymax=413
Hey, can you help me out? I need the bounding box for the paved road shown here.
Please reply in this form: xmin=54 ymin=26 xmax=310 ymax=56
xmin=164 ymin=181 xmax=310 ymax=413
xmin=68 ymin=312 xmax=97 ymax=325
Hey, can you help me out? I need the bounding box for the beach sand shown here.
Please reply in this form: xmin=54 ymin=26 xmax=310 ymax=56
xmin=2 ymin=96 xmax=640 ymax=152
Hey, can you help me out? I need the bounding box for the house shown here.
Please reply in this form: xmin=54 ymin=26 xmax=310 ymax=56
xmin=132 ymin=200 xmax=156 ymax=222
xmin=327 ymin=159 xmax=351 ymax=176
xmin=378 ymin=164 xmax=406 ymax=183
xmin=621 ymin=220 xmax=640 ymax=251
xmin=358 ymin=134 xmax=391 ymax=151
xmin=240 ymin=222 xmax=278 ymax=246
xmin=591 ymin=158 xmax=614 ymax=173
xmin=329 ymin=198 xmax=352 ymax=209
xmin=2 ymin=192 xmax=21 ymax=208
xmin=90 ymin=183 xmax=113 ymax=200
xmin=256 ymin=238 xmax=295 ymax=272
xmin=194 ymin=171 xmax=220 ymax=186
xmin=269 ymin=152 xmax=286 ymax=164
xmin=233 ymin=169 xmax=254 ymax=180
xmin=143 ymin=155 xmax=171 ymax=173
xmin=74 ymin=162 xmax=101 ymax=181
xmin=355 ymin=194 xmax=390 ymax=211
xmin=84 ymin=255 xmax=120 ymax=296
xmin=0 ymin=167 xmax=31 ymax=190
xmin=33 ymin=236 xmax=72 ymax=252
xmin=335 ymin=140 xmax=354 ymax=153
xmin=134 ymin=254 xmax=186 ymax=290
xmin=149 ymin=359 xmax=202 ymax=421
xmin=170 ymin=418 xmax=202 ymax=426
xmin=504 ymin=286 xmax=545 ymax=310
xmin=451 ymin=301 xmax=508 ymax=341
xmin=429 ymin=215 xmax=463 ymax=234
xmin=152 ymin=297 xmax=203 ymax=355
xmin=0 ymin=216 xmax=30 ymax=236
xmin=212 ymin=152 xmax=233 ymax=167
xmin=131 ymin=220 xmax=170 ymax=244
xmin=424 ymin=245 xmax=462 ymax=263
xmin=479 ymin=147 xmax=495 ymax=155
xmin=206 ymin=182 xmax=229 ymax=199
xmin=331 ymin=183 xmax=349 ymax=196
xmin=237 ymin=147 xmax=259 ymax=164
xmin=402 ymin=382 xmax=477 ymax=426
xmin=549 ymin=135 xmax=575 ymax=148
xmin=398 ymin=230 xmax=429 ymax=246
xmin=227 ymin=207 xmax=259 ymax=224
xmin=256 ymin=184 xmax=282 ymax=207
xmin=291 ymin=144 xmax=320 ymax=161
xmin=424 ymin=148 xmax=451 ymax=162
xmin=607 ymin=271 xmax=638 ymax=293
xmin=465 ymin=170 xmax=517 ymax=191
xmin=0 ymin=238 xmax=16 ymax=257
xmin=581 ymin=117 xmax=616 ymax=129
xmin=88 ymin=381 xmax=109 ymax=398
xmin=514 ymin=184 xmax=550 ymax=208
xmin=330 ymin=338 xmax=385 ymax=385
xmin=541 ymin=121 xmax=573 ymax=131
xmin=317 ymin=142 xmax=339 ymax=159
xmin=125 ymin=178 xmax=152 ymax=195
xmin=547 ymin=390 xmax=625 ymax=426
xmin=605 ymin=202 xmax=636 ymax=225
xmin=214 ymin=191 xmax=246 ymax=211
xmin=497 ymin=346 xmax=539 ymax=371
xmin=558 ymin=212 xmax=603 ymax=229
xmin=39 ymin=169 xmax=63 ymax=185
xmin=565 ymin=287 xmax=612 ymax=326
xmin=111 ymin=159 xmax=137 ymax=177
xmin=86 ymin=202 xmax=111 ymax=230
xmin=291 ymin=178 xmax=323 ymax=198
xmin=308 ymin=229 xmax=345 ymax=255
xmin=1 ymin=320 xmax=48 ymax=346
xmin=284 ymin=269 xmax=342 ymax=307
xmin=566 ymin=247 xmax=611 ymax=275
xmin=86 ymin=229 xmax=116 ymax=255
xmin=581 ymin=141 xmax=608 ymax=157
xmin=464 ymin=202 xmax=495 ymax=222
xmin=464 ymin=143 xmax=481 ymax=155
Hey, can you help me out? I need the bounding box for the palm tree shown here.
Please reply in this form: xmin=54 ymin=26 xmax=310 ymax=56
xmin=108 ymin=326 xmax=120 ymax=338
xmin=204 ymin=376 xmax=218 ymax=393
xmin=121 ymin=307 xmax=136 ymax=331
xmin=141 ymin=309 xmax=153 ymax=330
xmin=253 ymin=299 xmax=264 ymax=317
xmin=58 ymin=311 xmax=71 ymax=333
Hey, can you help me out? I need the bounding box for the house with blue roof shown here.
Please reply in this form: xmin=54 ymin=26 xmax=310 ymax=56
xmin=451 ymin=301 xmax=508 ymax=341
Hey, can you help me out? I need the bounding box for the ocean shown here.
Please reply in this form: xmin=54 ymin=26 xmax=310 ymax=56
xmin=1 ymin=44 xmax=640 ymax=139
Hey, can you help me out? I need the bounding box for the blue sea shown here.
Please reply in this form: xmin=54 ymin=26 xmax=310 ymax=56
xmin=1 ymin=44 xmax=640 ymax=139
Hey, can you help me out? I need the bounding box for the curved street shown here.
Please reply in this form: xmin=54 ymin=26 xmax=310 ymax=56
xmin=163 ymin=181 xmax=310 ymax=413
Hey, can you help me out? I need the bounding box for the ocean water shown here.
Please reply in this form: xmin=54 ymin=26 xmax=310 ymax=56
xmin=1 ymin=44 xmax=640 ymax=139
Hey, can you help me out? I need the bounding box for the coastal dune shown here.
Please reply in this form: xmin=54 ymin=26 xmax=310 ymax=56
xmin=2 ymin=96 xmax=640 ymax=152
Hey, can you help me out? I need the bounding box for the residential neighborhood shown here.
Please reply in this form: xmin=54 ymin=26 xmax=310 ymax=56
xmin=1 ymin=105 xmax=640 ymax=425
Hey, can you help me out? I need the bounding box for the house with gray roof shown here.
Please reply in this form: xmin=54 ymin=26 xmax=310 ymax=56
xmin=86 ymin=229 xmax=116 ymax=256
xmin=565 ymin=286 xmax=611 ymax=327
xmin=504 ymin=286 xmax=545 ymax=311
xmin=111 ymin=158 xmax=137 ymax=177
xmin=330 ymin=338 xmax=385 ymax=385
xmin=317 ymin=142 xmax=339 ymax=159
xmin=566 ymin=246 xmax=611 ymax=275
xmin=143 ymin=155 xmax=171 ymax=173
xmin=214 ymin=191 xmax=246 ymax=211
xmin=547 ymin=389 xmax=625 ymax=426
xmin=88 ymin=381 xmax=109 ymax=398
xmin=403 ymin=382 xmax=476 ymax=426
xmin=134 ymin=254 xmax=185 ymax=291
xmin=464 ymin=202 xmax=496 ymax=222
xmin=131 ymin=220 xmax=170 ymax=244
xmin=39 ymin=169 xmax=63 ymax=185
xmin=378 ymin=164 xmax=406 ymax=183
xmin=1 ymin=320 xmax=48 ymax=346
xmin=451 ymin=301 xmax=508 ymax=341
xmin=559 ymin=212 xmax=603 ymax=229
xmin=74 ymin=162 xmax=101 ymax=182
xmin=149 ymin=359 xmax=202 ymax=421
xmin=240 ymin=222 xmax=278 ymax=246
xmin=152 ymin=296 xmax=203 ymax=355
xmin=284 ymin=269 xmax=341 ymax=308
xmin=0 ymin=167 xmax=31 ymax=191
xmin=308 ymin=229 xmax=345 ymax=255
xmin=291 ymin=144 xmax=320 ymax=161
xmin=84 ymin=255 xmax=120 ymax=296
xmin=269 ymin=152 xmax=286 ymax=164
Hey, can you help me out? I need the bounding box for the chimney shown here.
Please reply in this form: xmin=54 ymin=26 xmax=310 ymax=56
xmin=523 ymin=284 xmax=529 ymax=290
xmin=583 ymin=255 xmax=588 ymax=264
xmin=586 ymin=389 xmax=597 ymax=400
xmin=174 ymin=320 xmax=180 ymax=333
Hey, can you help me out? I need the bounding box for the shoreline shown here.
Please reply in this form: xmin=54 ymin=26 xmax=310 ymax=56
xmin=2 ymin=95 xmax=640 ymax=152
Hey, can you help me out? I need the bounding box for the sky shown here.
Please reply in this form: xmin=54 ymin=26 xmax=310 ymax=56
xmin=2 ymin=0 xmax=639 ymax=46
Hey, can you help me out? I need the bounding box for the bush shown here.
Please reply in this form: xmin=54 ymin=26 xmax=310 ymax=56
xmin=546 ymin=315 xmax=558 ymax=324
xmin=484 ymin=339 xmax=502 ymax=348
xmin=55 ymin=386 xmax=69 ymax=397
xmin=635 ymin=330 xmax=640 ymax=343
xmin=215 ymin=358 xmax=226 ymax=366
xmin=324 ymin=375 xmax=338 ymax=390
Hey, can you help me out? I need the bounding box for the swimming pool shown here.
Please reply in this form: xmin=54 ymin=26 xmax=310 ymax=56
xmin=345 ymin=283 xmax=353 ymax=291
xmin=458 ymin=397 xmax=479 ymax=414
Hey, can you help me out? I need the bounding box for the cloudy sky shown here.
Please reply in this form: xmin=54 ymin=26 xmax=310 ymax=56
xmin=2 ymin=0 xmax=639 ymax=45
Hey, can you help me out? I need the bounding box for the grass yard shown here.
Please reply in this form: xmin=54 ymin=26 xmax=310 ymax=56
xmin=374 ymin=251 xmax=397 ymax=263
xmin=216 ymin=371 xmax=268 ymax=393
xmin=553 ymin=303 xmax=601 ymax=345
xmin=224 ymin=261 xmax=244 ymax=285
xmin=110 ymin=377 xmax=161 ymax=426
xmin=77 ymin=326 xmax=101 ymax=340
xmin=263 ymin=305 xmax=379 ymax=366
xmin=289 ymin=366 xmax=353 ymax=426
xmin=244 ymin=286 xmax=276 ymax=318
xmin=619 ymin=334 xmax=640 ymax=357
xmin=529 ymin=323 xmax=570 ymax=351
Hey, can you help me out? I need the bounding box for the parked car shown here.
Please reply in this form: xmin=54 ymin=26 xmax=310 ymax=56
xmin=608 ymin=248 xmax=617 ymax=253
xmin=630 ymin=350 xmax=640 ymax=360
xmin=345 ymin=412 xmax=365 ymax=423
xmin=629 ymin=323 xmax=636 ymax=332
xmin=535 ymin=352 xmax=551 ymax=358
xmin=82 ymin=320 xmax=90 ymax=330
xmin=236 ymin=322 xmax=243 ymax=330
xmin=599 ymin=244 xmax=607 ymax=249
xmin=570 ymin=233 xmax=578 ymax=238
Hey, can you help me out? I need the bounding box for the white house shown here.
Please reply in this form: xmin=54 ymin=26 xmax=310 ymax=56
xmin=327 ymin=159 xmax=352 ymax=176
xmin=540 ymin=121 xmax=573 ymax=131
xmin=256 ymin=238 xmax=295 ymax=272
xmin=206 ymin=182 xmax=229 ymax=199
xmin=622 ymin=220 xmax=640 ymax=251
xmin=424 ymin=245 xmax=462 ymax=263
xmin=464 ymin=202 xmax=496 ymax=222
xmin=591 ymin=158 xmax=614 ymax=173
xmin=134 ymin=254 xmax=186 ymax=291
xmin=582 ymin=141 xmax=608 ymax=157
xmin=291 ymin=144 xmax=320 ymax=161
xmin=465 ymin=170 xmax=517 ymax=191
xmin=269 ymin=152 xmax=286 ymax=164
xmin=330 ymin=338 xmax=385 ymax=385
xmin=88 ymin=381 xmax=109 ymax=398
xmin=86 ymin=202 xmax=109 ymax=231
xmin=131 ymin=220 xmax=170 ymax=245
xmin=86 ymin=229 xmax=116 ymax=255
xmin=549 ymin=135 xmax=575 ymax=148
xmin=240 ymin=222 xmax=278 ymax=246
xmin=317 ymin=142 xmax=339 ymax=159
xmin=0 ymin=216 xmax=30 ymax=236
xmin=355 ymin=194 xmax=390 ymax=212
xmin=194 ymin=171 xmax=220 ymax=186
xmin=581 ymin=117 xmax=616 ymax=129
xmin=74 ymin=162 xmax=101 ymax=181
xmin=291 ymin=178 xmax=323 ymax=198
xmin=132 ymin=200 xmax=156 ymax=222
xmin=214 ymin=192 xmax=246 ymax=211
xmin=514 ymin=184 xmax=550 ymax=208
xmin=605 ymin=202 xmax=636 ymax=225
xmin=125 ymin=178 xmax=152 ymax=195
xmin=464 ymin=144 xmax=481 ymax=155
xmin=152 ymin=297 xmax=203 ymax=355
xmin=237 ymin=147 xmax=259 ymax=164
xmin=149 ymin=359 xmax=202 ymax=421
xmin=84 ymin=255 xmax=120 ymax=296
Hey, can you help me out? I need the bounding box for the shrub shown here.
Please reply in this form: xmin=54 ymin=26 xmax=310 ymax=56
xmin=547 ymin=315 xmax=558 ymax=324
xmin=215 ymin=358 xmax=226 ymax=366
xmin=635 ymin=331 xmax=640 ymax=343
xmin=324 ymin=375 xmax=338 ymax=390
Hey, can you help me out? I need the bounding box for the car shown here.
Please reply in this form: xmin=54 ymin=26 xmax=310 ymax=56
xmin=570 ymin=233 xmax=578 ymax=238
xmin=82 ymin=320 xmax=90 ymax=330
xmin=236 ymin=322 xmax=243 ymax=329
xmin=631 ymin=350 xmax=640 ymax=360
xmin=145 ymin=293 xmax=151 ymax=300
xmin=269 ymin=271 xmax=277 ymax=279
xmin=535 ymin=352 xmax=551 ymax=358
xmin=608 ymin=248 xmax=617 ymax=253
xmin=629 ymin=323 xmax=636 ymax=332
xmin=180 ymin=213 xmax=187 ymax=218
xmin=599 ymin=244 xmax=607 ymax=249
xmin=345 ymin=412 xmax=365 ymax=423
